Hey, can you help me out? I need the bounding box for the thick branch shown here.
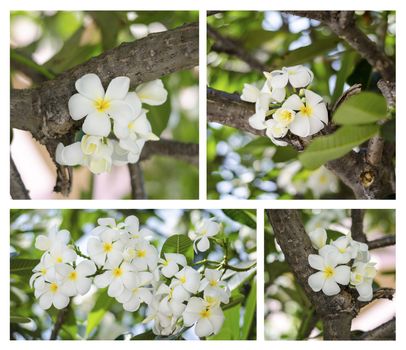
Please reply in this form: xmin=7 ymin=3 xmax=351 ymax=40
xmin=141 ymin=139 xmax=199 ymax=166
xmin=11 ymin=22 xmax=198 ymax=141
xmin=359 ymin=317 xmax=396 ymax=340
xmin=128 ymin=163 xmax=146 ymax=199
xmin=10 ymin=155 xmax=30 ymax=199
xmin=50 ymin=307 xmax=69 ymax=340
xmin=285 ymin=11 xmax=394 ymax=82
xmin=351 ymin=209 xmax=366 ymax=243
xmin=207 ymin=25 xmax=267 ymax=72
xmin=267 ymin=210 xmax=355 ymax=340
xmin=367 ymin=236 xmax=395 ymax=250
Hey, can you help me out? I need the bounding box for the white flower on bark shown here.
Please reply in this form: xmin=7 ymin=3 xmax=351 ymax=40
xmin=192 ymin=219 xmax=221 ymax=253
xmin=350 ymin=261 xmax=377 ymax=301
xmin=308 ymin=252 xmax=350 ymax=296
xmin=319 ymin=236 xmax=353 ymax=264
xmin=135 ymin=79 xmax=168 ymax=106
xmin=308 ymin=228 xmax=327 ymax=250
xmin=182 ymin=297 xmax=225 ymax=338
xmin=265 ymin=65 xmax=314 ymax=89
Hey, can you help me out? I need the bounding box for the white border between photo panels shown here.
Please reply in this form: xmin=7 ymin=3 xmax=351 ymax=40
xmin=1 ymin=0 xmax=405 ymax=348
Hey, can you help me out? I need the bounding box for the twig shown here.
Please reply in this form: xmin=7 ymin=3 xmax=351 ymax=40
xmin=10 ymin=155 xmax=30 ymax=199
xmin=207 ymin=25 xmax=268 ymax=72
xmin=50 ymin=307 xmax=69 ymax=340
xmin=367 ymin=236 xmax=396 ymax=250
xmin=358 ymin=317 xmax=395 ymax=340
xmin=350 ymin=209 xmax=366 ymax=243
xmin=128 ymin=163 xmax=147 ymax=199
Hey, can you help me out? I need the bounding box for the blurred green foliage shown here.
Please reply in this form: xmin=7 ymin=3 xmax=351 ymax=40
xmin=264 ymin=209 xmax=395 ymax=340
xmin=10 ymin=11 xmax=199 ymax=199
xmin=207 ymin=11 xmax=395 ymax=199
xmin=10 ymin=209 xmax=257 ymax=340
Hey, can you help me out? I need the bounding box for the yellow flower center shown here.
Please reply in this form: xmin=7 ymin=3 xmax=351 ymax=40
xmin=354 ymin=273 xmax=363 ymax=283
xmin=112 ymin=267 xmax=123 ymax=278
xmin=319 ymin=175 xmax=328 ymax=184
xmin=199 ymin=309 xmax=211 ymax=318
xmin=68 ymin=271 xmax=78 ymax=281
xmin=323 ymin=266 xmax=335 ymax=279
xmin=137 ymin=250 xmax=146 ymax=258
xmin=338 ymin=247 xmax=346 ymax=254
xmin=103 ymin=242 xmax=113 ymax=253
xmin=94 ymin=98 xmax=111 ymax=112
xmin=300 ymin=104 xmax=313 ymax=117
xmin=40 ymin=268 xmax=47 ymax=275
xmin=209 ymin=280 xmax=218 ymax=287
xmin=163 ymin=260 xmax=169 ymax=266
xmin=50 ymin=282 xmax=59 ymax=293
xmin=56 ymin=257 xmax=63 ymax=263
xmin=280 ymin=110 xmax=294 ymax=123
xmin=179 ymin=276 xmax=187 ymax=284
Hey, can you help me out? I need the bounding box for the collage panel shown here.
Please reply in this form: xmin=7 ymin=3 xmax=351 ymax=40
xmin=10 ymin=11 xmax=199 ymax=200
xmin=265 ymin=209 xmax=395 ymax=340
xmin=10 ymin=209 xmax=257 ymax=340
xmin=207 ymin=11 xmax=395 ymax=200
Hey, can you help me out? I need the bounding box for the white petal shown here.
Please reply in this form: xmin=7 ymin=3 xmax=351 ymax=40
xmin=75 ymin=73 xmax=105 ymax=100
xmin=209 ymin=307 xmax=224 ymax=334
xmin=82 ymin=112 xmax=111 ymax=137
xmin=183 ymin=311 xmax=200 ymax=326
xmin=56 ymin=142 xmax=84 ymax=166
xmin=289 ymin=69 xmax=312 ymax=88
xmin=196 ymin=236 xmax=210 ymax=252
xmin=98 ymin=218 xmax=116 ymax=227
xmin=76 ymin=260 xmax=97 ymax=277
xmin=334 ymin=265 xmax=350 ymax=285
xmin=60 ymin=280 xmax=77 ymax=297
xmin=270 ymin=88 xmax=286 ymax=103
xmin=255 ymin=93 xmax=271 ymax=112
xmin=305 ymin=89 xmax=323 ymax=106
xmin=124 ymin=92 xmax=142 ymax=116
xmin=68 ymin=93 xmax=95 ymax=120
xmin=162 ymin=263 xmax=179 ymax=278
xmin=268 ymin=70 xmax=289 ymax=89
xmin=248 ymin=112 xmax=266 ymax=130
xmin=136 ymin=79 xmax=168 ymax=105
xmin=35 ymin=236 xmax=50 ymax=251
xmin=57 ymin=230 xmax=71 ymax=245
xmin=105 ymin=77 xmax=130 ymax=100
xmin=308 ymin=115 xmax=325 ymax=135
xmin=241 ymin=84 xmax=259 ymax=103
xmin=308 ymin=271 xmax=324 ymax=292
xmin=124 ymin=297 xmax=141 ymax=312
xmin=356 ymin=281 xmax=373 ymax=299
xmin=312 ymin=103 xmax=329 ymax=124
xmin=322 ymin=278 xmax=340 ymax=296
xmin=94 ymin=271 xmax=112 ymax=288
xmin=282 ymin=94 xmax=303 ymax=110
xmin=308 ymin=254 xmax=324 ymax=270
xmin=195 ymin=318 xmax=214 ymax=337
xmin=76 ymin=278 xmax=92 ymax=295
xmin=108 ymin=279 xmax=124 ymax=297
xmin=108 ymin=100 xmax=133 ymax=122
xmin=289 ymin=114 xmax=310 ymax=137
xmin=39 ymin=292 xmax=53 ymax=310
xmin=53 ymin=293 xmax=70 ymax=309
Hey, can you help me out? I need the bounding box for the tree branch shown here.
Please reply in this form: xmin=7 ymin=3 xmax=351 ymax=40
xmin=10 ymin=154 xmax=30 ymax=199
xmin=359 ymin=317 xmax=395 ymax=340
xmin=207 ymin=25 xmax=267 ymax=72
xmin=284 ymin=11 xmax=394 ymax=82
xmin=50 ymin=307 xmax=69 ymax=340
xmin=141 ymin=139 xmax=199 ymax=166
xmin=128 ymin=163 xmax=146 ymax=199
xmin=367 ymin=236 xmax=396 ymax=250
xmin=266 ymin=209 xmax=356 ymax=340
xmin=351 ymin=209 xmax=366 ymax=243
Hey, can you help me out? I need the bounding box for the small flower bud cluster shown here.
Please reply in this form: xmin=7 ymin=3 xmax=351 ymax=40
xmin=307 ymin=228 xmax=376 ymax=301
xmin=31 ymin=216 xmax=231 ymax=338
xmin=240 ymin=65 xmax=328 ymax=146
xmin=56 ymin=74 xmax=168 ymax=174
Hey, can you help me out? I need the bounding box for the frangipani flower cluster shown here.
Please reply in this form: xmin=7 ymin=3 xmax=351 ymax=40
xmin=56 ymin=74 xmax=168 ymax=174
xmin=30 ymin=216 xmax=234 ymax=338
xmin=307 ymin=228 xmax=376 ymax=301
xmin=241 ymin=65 xmax=328 ymax=146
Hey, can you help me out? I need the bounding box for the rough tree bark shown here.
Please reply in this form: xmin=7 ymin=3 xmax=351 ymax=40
xmin=10 ymin=22 xmax=199 ymax=198
xmin=266 ymin=209 xmax=395 ymax=340
xmin=207 ymin=12 xmax=395 ymax=199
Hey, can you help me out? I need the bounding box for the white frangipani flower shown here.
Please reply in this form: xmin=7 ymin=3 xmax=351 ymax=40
xmin=182 ymin=297 xmax=225 ymax=338
xmin=265 ymin=65 xmax=314 ymax=89
xmin=94 ymin=261 xmax=134 ymax=298
xmin=159 ymin=253 xmax=187 ymax=278
xmin=308 ymin=252 xmax=350 ymax=296
xmin=192 ymin=219 xmax=221 ymax=253
xmin=350 ymin=261 xmax=377 ymax=301
xmin=319 ymin=236 xmax=353 ymax=264
xmin=47 ymin=244 xmax=77 ymax=266
xmin=308 ymin=228 xmax=327 ymax=250
xmin=281 ymin=90 xmax=328 ymax=137
xmin=126 ymin=240 xmax=158 ymax=271
xmin=116 ymin=271 xmax=153 ymax=311
xmin=173 ymin=266 xmax=201 ymax=294
xmin=135 ymin=79 xmax=168 ymax=106
xmin=56 ymin=260 xmax=96 ymax=296
xmin=306 ymin=167 xmax=339 ymax=198
xmin=35 ymin=230 xmax=71 ymax=252
xmin=87 ymin=229 xmax=124 ymax=267
xmin=30 ymin=254 xmax=54 ymax=289
xmin=200 ymin=269 xmax=230 ymax=303
xmin=68 ymin=74 xmax=133 ymax=137
xmin=350 ymin=239 xmax=371 ymax=263
xmin=34 ymin=277 xmax=70 ymax=310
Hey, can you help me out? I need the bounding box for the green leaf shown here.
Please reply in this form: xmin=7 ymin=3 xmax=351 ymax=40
xmin=222 ymin=209 xmax=256 ymax=229
xmin=326 ymin=229 xmax=345 ymax=242
xmin=160 ymin=234 xmax=194 ymax=264
xmin=299 ymin=124 xmax=379 ymax=169
xmin=147 ymin=97 xmax=172 ymax=136
xmin=86 ymin=289 xmax=113 ymax=338
xmin=381 ymin=119 xmax=395 ymax=142
xmin=10 ymin=258 xmax=39 ymax=275
xmin=88 ymin=12 xmax=126 ymax=50
xmin=241 ymin=280 xmax=256 ymax=339
xmin=332 ymin=51 xmax=358 ymax=102
xmin=272 ymin=145 xmax=298 ymax=163
xmin=10 ymin=316 xmax=32 ymax=324
xmin=131 ymin=330 xmax=155 ymax=340
xmin=333 ymin=92 xmax=387 ymax=125
xmin=209 ymin=300 xmax=241 ymax=340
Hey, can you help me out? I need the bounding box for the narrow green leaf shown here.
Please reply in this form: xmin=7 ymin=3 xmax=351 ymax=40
xmin=272 ymin=145 xmax=298 ymax=163
xmin=160 ymin=234 xmax=194 ymax=263
xmin=10 ymin=258 xmax=39 ymax=275
xmin=131 ymin=330 xmax=155 ymax=340
xmin=10 ymin=316 xmax=32 ymax=324
xmin=332 ymin=51 xmax=358 ymax=102
xmin=147 ymin=98 xmax=172 ymax=136
xmin=241 ymin=280 xmax=256 ymax=339
xmin=333 ymin=92 xmax=387 ymax=125
xmin=299 ymin=124 xmax=379 ymax=169
xmin=222 ymin=209 xmax=256 ymax=229
xmin=86 ymin=289 xmax=113 ymax=337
